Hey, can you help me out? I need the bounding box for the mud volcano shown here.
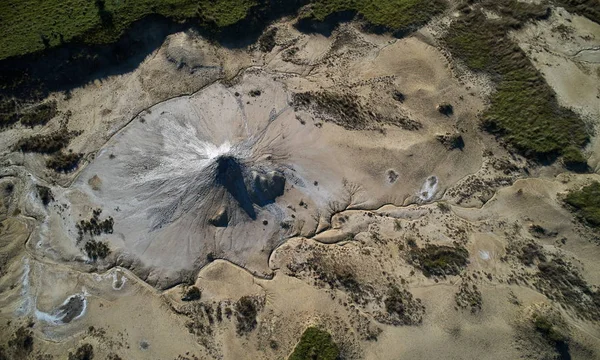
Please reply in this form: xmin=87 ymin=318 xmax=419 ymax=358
xmin=62 ymin=75 xmax=322 ymax=288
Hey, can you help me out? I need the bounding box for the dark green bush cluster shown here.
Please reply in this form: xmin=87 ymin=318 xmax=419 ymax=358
xmin=182 ymin=286 xmax=201 ymax=301
xmin=409 ymin=245 xmax=469 ymax=277
xmin=234 ymin=296 xmax=259 ymax=335
xmin=383 ymin=285 xmax=425 ymax=325
xmin=84 ymin=239 xmax=111 ymax=261
xmin=46 ymin=151 xmax=82 ymax=172
xmin=564 ymin=181 xmax=600 ymax=228
xmin=77 ymin=208 xmax=114 ymax=241
xmin=258 ymin=27 xmax=277 ymax=52
xmin=36 ymin=184 xmax=53 ymax=206
xmin=15 ymin=130 xmax=72 ymax=154
xmin=288 ymin=327 xmax=340 ymax=360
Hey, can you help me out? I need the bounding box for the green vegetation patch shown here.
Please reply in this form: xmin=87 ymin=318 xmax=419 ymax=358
xmin=289 ymin=327 xmax=340 ymax=360
xmin=305 ymin=0 xmax=446 ymax=34
xmin=409 ymin=244 xmax=469 ymax=277
xmin=564 ymin=181 xmax=600 ymax=228
xmin=0 ymin=0 xmax=258 ymax=60
xmin=234 ymin=296 xmax=259 ymax=335
xmin=445 ymin=2 xmax=589 ymax=162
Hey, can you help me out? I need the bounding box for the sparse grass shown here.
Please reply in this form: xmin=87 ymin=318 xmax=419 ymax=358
xmin=564 ymin=181 xmax=600 ymax=228
xmin=288 ymin=327 xmax=340 ymax=360
xmin=444 ymin=2 xmax=588 ymax=162
xmin=305 ymin=0 xmax=446 ymax=34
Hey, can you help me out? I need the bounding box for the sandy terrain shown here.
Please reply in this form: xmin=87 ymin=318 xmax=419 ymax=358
xmin=0 ymin=5 xmax=599 ymax=360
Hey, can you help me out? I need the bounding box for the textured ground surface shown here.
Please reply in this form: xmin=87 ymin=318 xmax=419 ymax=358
xmin=0 ymin=3 xmax=600 ymax=360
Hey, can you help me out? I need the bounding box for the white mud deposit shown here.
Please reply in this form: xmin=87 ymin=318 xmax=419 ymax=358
xmin=35 ymin=293 xmax=87 ymax=325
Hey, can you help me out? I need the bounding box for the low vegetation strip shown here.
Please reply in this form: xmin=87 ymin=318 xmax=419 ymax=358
xmin=444 ymin=1 xmax=589 ymax=162
xmin=0 ymin=0 xmax=444 ymax=61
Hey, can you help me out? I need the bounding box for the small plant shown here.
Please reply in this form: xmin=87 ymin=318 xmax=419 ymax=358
xmin=394 ymin=219 xmax=402 ymax=231
xmin=533 ymin=315 xmax=567 ymax=344
xmin=288 ymin=327 xmax=339 ymax=360
xmin=392 ymin=90 xmax=405 ymax=102
xmin=436 ymin=103 xmax=453 ymax=116
xmin=77 ymin=208 xmax=114 ymax=240
xmin=248 ymin=89 xmax=262 ymax=97
xmin=437 ymin=202 xmax=451 ymax=213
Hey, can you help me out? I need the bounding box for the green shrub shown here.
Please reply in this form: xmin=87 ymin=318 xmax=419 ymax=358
xmin=288 ymin=327 xmax=340 ymax=360
xmin=564 ymin=182 xmax=600 ymax=228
